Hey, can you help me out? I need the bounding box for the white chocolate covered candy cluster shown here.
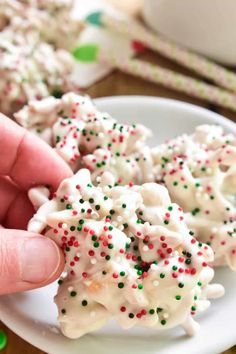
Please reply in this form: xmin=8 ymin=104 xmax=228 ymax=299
xmin=15 ymin=93 xmax=154 ymax=184
xmin=0 ymin=0 xmax=82 ymax=49
xmin=0 ymin=1 xmax=81 ymax=115
xmin=152 ymin=125 xmax=236 ymax=270
xmin=28 ymin=169 xmax=224 ymax=339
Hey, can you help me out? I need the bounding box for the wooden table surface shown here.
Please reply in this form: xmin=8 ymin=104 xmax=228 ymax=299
xmin=1 ymin=49 xmax=236 ymax=354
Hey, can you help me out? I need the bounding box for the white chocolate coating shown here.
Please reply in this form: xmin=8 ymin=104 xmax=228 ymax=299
xmin=152 ymin=124 xmax=236 ymax=270
xmin=28 ymin=169 xmax=224 ymax=339
xmin=16 ymin=93 xmax=154 ymax=184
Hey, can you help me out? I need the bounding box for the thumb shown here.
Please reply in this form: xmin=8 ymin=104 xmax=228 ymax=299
xmin=0 ymin=229 xmax=64 ymax=295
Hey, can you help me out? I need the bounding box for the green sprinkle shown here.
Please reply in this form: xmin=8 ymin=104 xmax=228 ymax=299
xmin=160 ymin=273 xmax=165 ymax=279
xmin=94 ymin=242 xmax=99 ymax=248
xmin=156 ymin=308 xmax=163 ymax=313
xmin=89 ymin=198 xmax=94 ymax=203
xmin=125 ymin=243 xmax=130 ymax=249
xmin=191 ymin=306 xmax=196 ymax=311
xmin=70 ymin=291 xmax=77 ymax=297
xmin=178 ymin=283 xmax=184 ymax=288
xmin=79 ymin=219 xmax=84 ymax=225
xmin=122 ymin=204 xmax=127 ymax=208
xmin=52 ymin=89 xmax=63 ymax=99
xmin=95 ymin=205 xmax=100 ymax=210
xmin=192 ymin=207 xmax=200 ymax=216
xmin=104 ymin=196 xmax=108 ymax=200
xmin=129 ymin=313 xmax=134 ymax=318
xmin=149 ymin=309 xmax=155 ymax=315
xmin=168 ymin=206 xmax=173 ymax=211
xmin=120 ymin=271 xmax=125 ymax=276
xmin=82 ymin=300 xmax=88 ymax=306
xmin=70 ymin=226 xmax=76 ymax=231
xmin=108 ymin=244 xmax=114 ymax=249
xmin=58 ymin=279 xmax=63 ymax=285
xmin=118 ymin=282 xmax=124 ymax=289
xmin=173 ymin=181 xmax=178 ymax=186
xmin=161 ymin=320 xmax=166 ymax=325
xmin=138 ymin=284 xmax=143 ymax=289
xmin=175 ymin=295 xmax=181 ymax=300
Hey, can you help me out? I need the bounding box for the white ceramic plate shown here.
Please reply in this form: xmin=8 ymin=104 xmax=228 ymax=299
xmin=1 ymin=96 xmax=236 ymax=354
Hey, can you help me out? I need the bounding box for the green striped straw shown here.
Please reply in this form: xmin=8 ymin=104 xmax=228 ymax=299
xmin=86 ymin=11 xmax=236 ymax=94
xmin=73 ymin=44 xmax=236 ymax=112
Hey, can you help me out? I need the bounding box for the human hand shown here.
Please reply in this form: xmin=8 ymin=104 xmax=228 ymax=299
xmin=0 ymin=114 xmax=72 ymax=295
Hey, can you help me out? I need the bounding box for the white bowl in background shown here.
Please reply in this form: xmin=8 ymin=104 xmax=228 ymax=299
xmin=143 ymin=0 xmax=236 ymax=65
xmin=0 ymin=96 xmax=236 ymax=354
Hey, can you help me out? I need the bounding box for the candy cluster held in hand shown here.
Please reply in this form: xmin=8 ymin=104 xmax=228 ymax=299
xmin=17 ymin=93 xmax=236 ymax=273
xmin=152 ymin=125 xmax=236 ymax=270
xmin=28 ymin=169 xmax=224 ymax=338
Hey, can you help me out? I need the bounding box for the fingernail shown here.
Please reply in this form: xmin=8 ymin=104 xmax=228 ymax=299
xmin=21 ymin=237 xmax=61 ymax=283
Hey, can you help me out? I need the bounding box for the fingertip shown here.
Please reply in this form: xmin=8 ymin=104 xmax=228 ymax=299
xmin=0 ymin=230 xmax=65 ymax=294
xmin=21 ymin=236 xmax=64 ymax=285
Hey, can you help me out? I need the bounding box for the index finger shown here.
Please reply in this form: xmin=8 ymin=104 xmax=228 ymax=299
xmin=0 ymin=114 xmax=72 ymax=190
